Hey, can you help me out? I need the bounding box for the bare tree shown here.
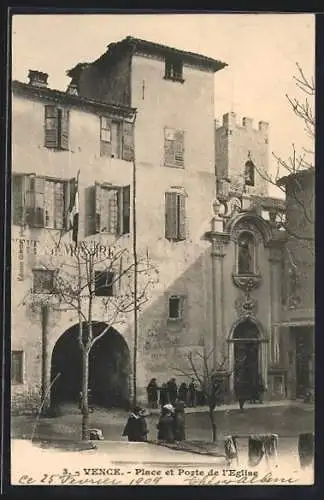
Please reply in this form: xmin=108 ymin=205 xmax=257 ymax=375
xmin=25 ymin=238 xmax=158 ymax=440
xmin=173 ymin=344 xmax=232 ymax=443
xmin=256 ymin=63 xmax=315 ymax=240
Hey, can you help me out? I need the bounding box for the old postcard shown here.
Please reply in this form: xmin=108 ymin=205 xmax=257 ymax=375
xmin=9 ymin=12 xmax=315 ymax=487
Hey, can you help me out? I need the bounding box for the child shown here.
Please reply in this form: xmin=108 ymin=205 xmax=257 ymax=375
xmin=173 ymin=400 xmax=186 ymax=442
xmin=157 ymin=404 xmax=175 ymax=443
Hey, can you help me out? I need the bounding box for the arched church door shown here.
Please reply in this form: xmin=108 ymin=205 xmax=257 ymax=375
xmin=233 ymin=319 xmax=260 ymax=398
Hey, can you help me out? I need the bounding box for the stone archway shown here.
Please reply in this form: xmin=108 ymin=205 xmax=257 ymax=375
xmin=231 ymin=319 xmax=261 ymax=396
xmin=50 ymin=322 xmax=130 ymax=409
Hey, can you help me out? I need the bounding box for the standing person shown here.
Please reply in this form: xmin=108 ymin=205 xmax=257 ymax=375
xmin=256 ymin=374 xmax=265 ymax=403
xmin=167 ymin=378 xmax=178 ymax=406
xmin=122 ymin=406 xmax=149 ymax=442
xmin=157 ymin=404 xmax=175 ymax=443
xmin=188 ymin=378 xmax=197 ymax=407
xmin=159 ymin=383 xmax=169 ymax=407
xmin=146 ymin=378 xmax=159 ymax=409
xmin=173 ymin=400 xmax=186 ymax=442
xmin=178 ymin=382 xmax=188 ymax=405
xmin=234 ymin=373 xmax=251 ymax=412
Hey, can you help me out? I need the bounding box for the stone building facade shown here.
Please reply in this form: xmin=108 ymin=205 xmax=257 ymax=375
xmin=11 ymin=37 xmax=309 ymax=414
xmin=277 ymin=168 xmax=315 ymax=400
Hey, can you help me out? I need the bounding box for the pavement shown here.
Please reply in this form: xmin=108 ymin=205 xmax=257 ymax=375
xmin=10 ymin=438 xmax=314 ymax=486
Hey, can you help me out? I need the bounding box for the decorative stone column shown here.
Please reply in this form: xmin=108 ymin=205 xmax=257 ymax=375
xmin=206 ymin=218 xmax=229 ymax=369
xmin=268 ymin=242 xmax=285 ymax=365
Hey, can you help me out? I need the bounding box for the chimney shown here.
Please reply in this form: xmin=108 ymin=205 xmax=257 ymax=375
xmin=28 ymin=70 xmax=48 ymax=88
xmin=67 ymin=82 xmax=79 ymax=96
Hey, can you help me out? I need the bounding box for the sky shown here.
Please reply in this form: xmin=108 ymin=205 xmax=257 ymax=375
xmin=11 ymin=13 xmax=315 ymax=197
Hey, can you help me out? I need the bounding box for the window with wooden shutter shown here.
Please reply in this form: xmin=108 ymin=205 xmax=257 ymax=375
xmin=165 ymin=191 xmax=186 ymax=241
xmin=59 ymin=108 xmax=70 ymax=150
xmin=85 ymin=183 xmax=102 ymax=236
xmin=101 ymin=187 xmax=119 ymax=234
xmin=44 ymin=105 xmax=69 ymax=150
xmin=87 ymin=182 xmax=131 ymax=237
xmin=100 ymin=116 xmax=112 ymax=157
xmin=178 ymin=194 xmax=186 ymax=241
xmin=45 ymin=105 xmax=59 ymax=148
xmin=11 ymin=351 xmax=23 ymax=384
xmin=164 ymin=127 xmax=184 ymax=168
xmin=165 ymin=192 xmax=178 ymax=240
xmin=122 ymin=121 xmax=134 ymax=162
xmin=16 ymin=175 xmax=67 ymax=229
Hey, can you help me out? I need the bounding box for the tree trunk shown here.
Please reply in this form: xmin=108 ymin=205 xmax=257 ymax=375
xmin=41 ymin=305 xmax=50 ymax=415
xmin=208 ymin=406 xmax=217 ymax=443
xmin=81 ymin=348 xmax=90 ymax=441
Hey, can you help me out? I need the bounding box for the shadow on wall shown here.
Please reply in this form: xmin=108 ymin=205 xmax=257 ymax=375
xmin=49 ymin=247 xmax=214 ymax=410
xmin=51 ymin=323 xmax=130 ymax=410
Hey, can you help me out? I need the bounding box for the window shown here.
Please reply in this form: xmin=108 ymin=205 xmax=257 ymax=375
xmin=244 ymin=160 xmax=255 ymax=186
xmin=165 ymin=191 xmax=186 ymax=241
xmin=12 ymin=174 xmax=68 ymax=228
xmin=33 ymin=269 xmax=55 ymax=293
xmin=44 ymin=105 xmax=69 ymax=150
xmin=165 ymin=56 xmax=184 ymax=82
xmin=168 ymin=296 xmax=183 ymax=320
xmin=94 ymin=270 xmax=114 ymax=297
xmin=12 ymin=351 xmax=23 ymax=384
xmin=164 ymin=128 xmax=184 ymax=168
xmin=237 ymin=232 xmax=255 ymax=275
xmin=100 ymin=118 xmax=134 ymax=161
xmin=86 ymin=183 xmax=130 ymax=236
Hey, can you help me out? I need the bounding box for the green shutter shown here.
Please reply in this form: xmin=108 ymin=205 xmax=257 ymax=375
xmin=178 ymin=194 xmax=186 ymax=240
xmin=60 ymin=109 xmax=70 ymax=150
xmin=165 ymin=192 xmax=178 ymax=240
xmin=44 ymin=105 xmax=59 ymax=148
xmin=121 ymin=185 xmax=130 ymax=235
xmin=122 ymin=121 xmax=134 ymax=162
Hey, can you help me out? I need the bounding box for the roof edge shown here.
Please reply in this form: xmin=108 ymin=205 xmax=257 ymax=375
xmin=12 ymin=80 xmax=136 ymax=118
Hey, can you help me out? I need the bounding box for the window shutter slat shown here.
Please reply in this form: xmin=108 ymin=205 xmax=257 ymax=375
xmin=95 ymin=183 xmax=101 ymax=233
xmin=44 ymin=105 xmax=59 ymax=148
xmin=164 ymin=138 xmax=175 ymax=166
xmin=174 ymin=131 xmax=184 ymax=167
xmin=122 ymin=121 xmax=134 ymax=162
xmin=165 ymin=192 xmax=178 ymax=240
xmin=100 ymin=116 xmax=112 ymax=157
xmin=25 ymin=176 xmax=36 ymax=226
xmin=122 ymin=185 xmax=130 ymax=235
xmin=178 ymin=194 xmax=186 ymax=240
xmin=60 ymin=109 xmax=70 ymax=150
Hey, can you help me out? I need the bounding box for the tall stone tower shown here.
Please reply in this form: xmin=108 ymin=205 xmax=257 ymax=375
xmin=215 ymin=112 xmax=269 ymax=198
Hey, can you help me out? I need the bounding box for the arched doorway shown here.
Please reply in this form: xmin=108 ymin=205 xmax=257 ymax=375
xmin=233 ymin=319 xmax=260 ymax=394
xmin=51 ymin=323 xmax=130 ymax=409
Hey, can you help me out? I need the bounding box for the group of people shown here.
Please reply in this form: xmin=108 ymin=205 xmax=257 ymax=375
xmin=122 ymin=400 xmax=186 ymax=444
xmin=146 ymin=377 xmax=198 ymax=408
xmin=235 ymin=373 xmax=265 ymax=411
